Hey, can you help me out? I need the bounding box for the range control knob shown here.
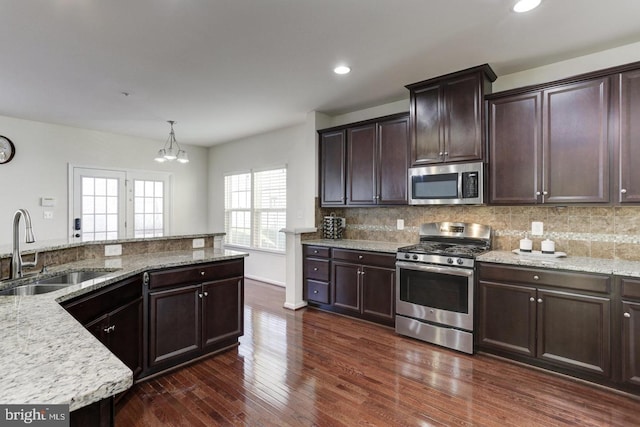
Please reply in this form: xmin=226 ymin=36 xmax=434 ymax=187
xmin=457 ymin=258 xmax=464 ymax=265
xmin=447 ymin=258 xmax=454 ymax=264
xmin=412 ymin=254 xmax=419 ymax=260
xmin=404 ymin=253 xmax=410 ymax=259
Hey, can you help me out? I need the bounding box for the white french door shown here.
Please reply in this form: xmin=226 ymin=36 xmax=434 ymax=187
xmin=70 ymin=166 xmax=172 ymax=242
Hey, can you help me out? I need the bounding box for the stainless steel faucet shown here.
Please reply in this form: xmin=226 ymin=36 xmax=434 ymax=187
xmin=10 ymin=209 xmax=37 ymax=279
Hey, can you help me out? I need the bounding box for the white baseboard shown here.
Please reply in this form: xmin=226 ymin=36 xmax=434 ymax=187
xmin=283 ymin=301 xmax=308 ymax=310
xmin=244 ymin=274 xmax=285 ymax=287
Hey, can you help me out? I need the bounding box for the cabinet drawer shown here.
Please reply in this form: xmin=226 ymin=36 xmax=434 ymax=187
xmin=306 ymin=279 xmax=330 ymax=304
xmin=64 ymin=275 xmax=142 ymax=325
xmin=147 ymin=260 xmax=244 ymax=289
xmin=621 ymin=277 xmax=640 ymax=300
xmin=478 ymin=263 xmax=610 ymax=294
xmin=304 ymin=245 xmax=330 ymax=258
xmin=332 ymin=249 xmax=396 ymax=268
xmin=304 ymin=258 xmax=330 ymax=281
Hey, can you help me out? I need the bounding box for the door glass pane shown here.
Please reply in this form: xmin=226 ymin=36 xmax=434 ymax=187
xmin=133 ymin=179 xmax=165 ymax=237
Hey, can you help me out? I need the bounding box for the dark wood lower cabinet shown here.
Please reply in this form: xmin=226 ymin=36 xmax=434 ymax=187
xmin=622 ymin=301 xmax=640 ymax=387
xmin=202 ymin=278 xmax=244 ymax=349
xmin=361 ymin=265 xmax=395 ymax=323
xmin=70 ymin=397 xmax=113 ymax=427
xmin=332 ymin=261 xmax=361 ymax=314
xmin=477 ymin=263 xmax=612 ymax=384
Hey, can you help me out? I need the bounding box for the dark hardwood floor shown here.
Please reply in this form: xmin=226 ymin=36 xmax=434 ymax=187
xmin=116 ymin=279 xmax=640 ymax=426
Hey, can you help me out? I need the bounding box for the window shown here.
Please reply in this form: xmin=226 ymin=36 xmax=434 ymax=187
xmin=224 ymin=167 xmax=286 ymax=252
xmin=71 ymin=166 xmax=171 ymax=241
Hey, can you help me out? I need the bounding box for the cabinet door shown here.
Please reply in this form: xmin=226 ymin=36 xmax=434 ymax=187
xmin=477 ymin=281 xmax=537 ymax=356
xmin=202 ymin=277 xmax=244 ymax=349
xmin=332 ymin=261 xmax=361 ymax=314
xmin=108 ymin=297 xmax=143 ymax=376
xmin=347 ymin=124 xmax=377 ymax=205
xmin=319 ymin=130 xmax=346 ymax=206
xmin=85 ymin=314 xmax=109 ymax=345
xmin=443 ymin=73 xmax=483 ymax=163
xmin=410 ymin=83 xmax=443 ymax=165
xmin=537 ymin=289 xmax=610 ymax=377
xmin=361 ymin=266 xmax=395 ymax=323
xmin=622 ymin=301 xmax=640 ymax=386
xmin=619 ymin=70 xmax=640 ymax=203
xmin=148 ymin=284 xmax=201 ymax=367
xmin=378 ymin=115 xmax=409 ymax=204
xmin=543 ymin=78 xmax=610 ymax=203
xmin=488 ymin=92 xmax=542 ymax=204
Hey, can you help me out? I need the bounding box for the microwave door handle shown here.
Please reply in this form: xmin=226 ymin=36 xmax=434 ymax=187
xmin=458 ymin=172 xmax=463 ymax=199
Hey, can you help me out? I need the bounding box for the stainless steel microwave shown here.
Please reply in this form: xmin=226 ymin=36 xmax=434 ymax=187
xmin=408 ymin=161 xmax=484 ymax=205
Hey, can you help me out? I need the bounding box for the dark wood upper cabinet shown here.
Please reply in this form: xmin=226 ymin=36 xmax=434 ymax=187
xmin=406 ymin=64 xmax=496 ymax=166
xmin=319 ymin=113 xmax=409 ymax=207
xmin=618 ymin=69 xmax=640 ymax=203
xmin=319 ymin=130 xmax=347 ymax=206
xmin=488 ymin=76 xmax=610 ymax=204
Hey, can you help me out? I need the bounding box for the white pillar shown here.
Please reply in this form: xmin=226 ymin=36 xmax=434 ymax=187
xmin=280 ymin=227 xmax=316 ymax=310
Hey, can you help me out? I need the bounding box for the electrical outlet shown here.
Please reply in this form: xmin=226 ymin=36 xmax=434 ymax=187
xmin=43 ymin=211 xmax=53 ymax=220
xmin=531 ymin=221 xmax=544 ymax=236
xmin=397 ymin=219 xmax=404 ymax=230
xmin=192 ymin=238 xmax=205 ymax=248
xmin=104 ymin=244 xmax=122 ymax=257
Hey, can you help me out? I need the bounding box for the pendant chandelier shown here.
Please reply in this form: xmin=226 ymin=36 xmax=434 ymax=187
xmin=155 ymin=120 xmax=189 ymax=163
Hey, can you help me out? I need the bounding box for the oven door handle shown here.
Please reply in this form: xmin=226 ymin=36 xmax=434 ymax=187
xmin=396 ymin=261 xmax=474 ymax=278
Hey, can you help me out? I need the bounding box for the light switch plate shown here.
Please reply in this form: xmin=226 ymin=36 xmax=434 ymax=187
xmin=192 ymin=238 xmax=205 ymax=248
xmin=531 ymin=221 xmax=544 ymax=236
xmin=397 ymin=219 xmax=404 ymax=230
xmin=105 ymin=244 xmax=122 ymax=257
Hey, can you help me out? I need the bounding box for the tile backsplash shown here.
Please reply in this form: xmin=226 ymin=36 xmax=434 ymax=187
xmin=314 ymin=202 xmax=640 ymax=261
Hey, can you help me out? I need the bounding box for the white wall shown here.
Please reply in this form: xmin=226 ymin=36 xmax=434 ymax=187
xmin=494 ymin=40 xmax=640 ymax=92
xmin=0 ymin=115 xmax=210 ymax=245
xmin=208 ymin=121 xmax=313 ymax=286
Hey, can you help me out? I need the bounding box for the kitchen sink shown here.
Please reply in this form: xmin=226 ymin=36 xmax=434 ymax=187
xmin=33 ymin=270 xmax=110 ymax=285
xmin=0 ymin=270 xmax=112 ymax=296
xmin=0 ymin=284 xmax=73 ymax=296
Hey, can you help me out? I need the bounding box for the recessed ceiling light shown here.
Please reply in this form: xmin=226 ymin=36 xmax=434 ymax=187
xmin=513 ymin=0 xmax=541 ymax=13
xmin=334 ymin=65 xmax=351 ymax=75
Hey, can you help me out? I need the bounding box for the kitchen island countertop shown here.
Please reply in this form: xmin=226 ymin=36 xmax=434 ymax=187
xmin=0 ymin=247 xmax=247 ymax=412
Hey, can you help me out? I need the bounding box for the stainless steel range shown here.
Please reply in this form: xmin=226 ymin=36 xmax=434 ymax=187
xmin=395 ymin=222 xmax=491 ymax=354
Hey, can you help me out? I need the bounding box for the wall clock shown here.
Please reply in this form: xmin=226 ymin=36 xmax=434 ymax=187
xmin=0 ymin=135 xmax=15 ymax=164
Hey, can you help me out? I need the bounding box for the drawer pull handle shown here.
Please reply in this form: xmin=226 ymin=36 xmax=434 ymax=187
xmin=529 ymin=297 xmax=535 ymax=302
xmin=537 ymin=298 xmax=543 ymax=303
xmin=533 ymin=275 xmax=539 ymax=280
xmin=624 ymin=312 xmax=631 ymax=318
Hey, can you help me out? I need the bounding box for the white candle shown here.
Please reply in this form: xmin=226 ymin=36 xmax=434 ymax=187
xmin=541 ymin=239 xmax=555 ymax=254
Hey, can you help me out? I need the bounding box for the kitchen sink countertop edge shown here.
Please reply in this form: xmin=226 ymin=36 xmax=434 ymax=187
xmin=0 ymin=247 xmax=248 ymax=412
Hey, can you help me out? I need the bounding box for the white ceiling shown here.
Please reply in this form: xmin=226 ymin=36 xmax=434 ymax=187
xmin=2 ymin=0 xmax=640 ymax=147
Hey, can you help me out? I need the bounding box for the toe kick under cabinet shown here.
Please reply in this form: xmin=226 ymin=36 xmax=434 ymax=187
xmin=143 ymin=259 xmax=244 ymax=378
xmin=304 ymin=245 xmax=396 ymax=327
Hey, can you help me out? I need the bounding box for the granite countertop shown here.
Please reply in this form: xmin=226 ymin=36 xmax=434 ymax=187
xmin=477 ymin=250 xmax=640 ymax=278
xmin=302 ymin=239 xmax=640 ymax=278
xmin=0 ymin=247 xmax=247 ymax=411
xmin=302 ymin=239 xmax=412 ymax=254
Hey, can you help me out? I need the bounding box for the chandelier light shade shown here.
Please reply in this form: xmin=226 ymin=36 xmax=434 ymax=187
xmin=155 ymin=120 xmax=189 ymax=164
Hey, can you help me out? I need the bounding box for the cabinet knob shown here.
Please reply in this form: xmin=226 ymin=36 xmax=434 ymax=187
xmin=443 ymin=151 xmax=448 ymax=156
xmin=529 ymin=297 xmax=535 ymax=302
xmin=198 ymin=293 xmax=203 ymax=298
xmin=313 ymin=267 xmax=318 ymax=271
xmin=543 ymin=191 xmax=548 ymax=195
xmin=537 ymin=298 xmax=543 ymax=303
xmin=313 ymin=290 xmax=319 ymax=294
xmin=621 ymin=189 xmax=628 ymax=194
xmin=313 ymin=250 xmax=318 ymax=254
xmin=361 ymin=271 xmax=365 ymax=275
xmin=624 ymin=312 xmax=631 ymax=318
xmin=536 ymin=191 xmax=541 ymax=196
xmin=204 ymin=291 xmax=208 ymax=297
xmin=200 ymin=271 xmax=205 ymax=276
xmin=439 ymin=152 xmax=443 ymax=156
xmin=358 ymin=255 xmax=363 ymax=259
xmin=533 ymin=275 xmax=539 ymax=280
